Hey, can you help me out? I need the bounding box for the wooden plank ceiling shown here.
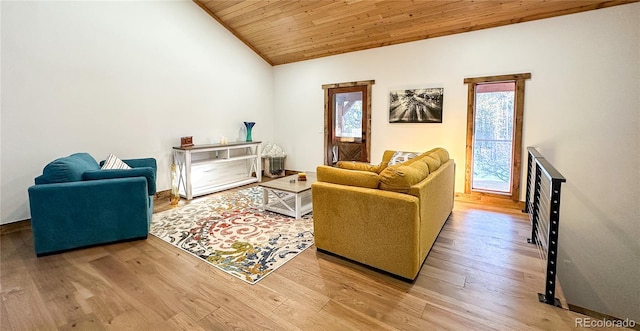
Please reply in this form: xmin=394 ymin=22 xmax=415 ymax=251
xmin=195 ymin=0 xmax=636 ymax=66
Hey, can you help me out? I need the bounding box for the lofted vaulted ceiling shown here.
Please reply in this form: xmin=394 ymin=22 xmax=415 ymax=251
xmin=195 ymin=0 xmax=636 ymax=66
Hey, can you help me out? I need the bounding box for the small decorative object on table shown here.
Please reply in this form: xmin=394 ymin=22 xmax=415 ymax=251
xmin=180 ymin=136 xmax=193 ymax=148
xmin=298 ymin=172 xmax=307 ymax=181
xmin=261 ymin=142 xmax=286 ymax=178
xmin=220 ymin=136 xmax=228 ymax=145
xmin=244 ymin=122 xmax=255 ymax=142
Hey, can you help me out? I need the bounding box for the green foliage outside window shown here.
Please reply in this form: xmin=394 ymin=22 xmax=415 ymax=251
xmin=473 ymin=91 xmax=514 ymax=186
xmin=341 ymin=101 xmax=362 ymax=138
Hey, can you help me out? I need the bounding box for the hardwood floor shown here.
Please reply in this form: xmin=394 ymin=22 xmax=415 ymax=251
xmin=1 ymin=185 xmax=616 ymax=330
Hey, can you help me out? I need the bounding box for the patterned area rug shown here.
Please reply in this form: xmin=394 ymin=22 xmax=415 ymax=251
xmin=150 ymin=186 xmax=314 ymax=284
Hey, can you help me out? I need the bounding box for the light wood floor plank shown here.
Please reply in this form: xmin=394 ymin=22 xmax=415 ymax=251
xmin=121 ymin=255 xmax=220 ymax=322
xmin=1 ymin=262 xmax=57 ymax=329
xmin=165 ymin=311 xmax=207 ymax=331
xmin=257 ymin=271 xmax=330 ymax=312
xmin=319 ymin=300 xmax=400 ymax=331
xmin=89 ymin=255 xmax=176 ymax=322
xmin=57 ymin=313 xmax=106 ymax=331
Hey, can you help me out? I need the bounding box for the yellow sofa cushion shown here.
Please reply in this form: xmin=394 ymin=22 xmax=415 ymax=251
xmin=378 ymin=161 xmax=429 ymax=193
xmin=427 ymin=147 xmax=450 ymax=163
xmin=322 ymin=147 xmax=446 ymax=193
xmin=336 ymin=161 xmax=388 ymax=174
xmin=420 ymin=154 xmax=442 ymax=172
xmin=316 ymin=165 xmax=380 ymax=189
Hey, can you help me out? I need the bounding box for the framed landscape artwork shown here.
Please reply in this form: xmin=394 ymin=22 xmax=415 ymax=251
xmin=389 ymin=87 xmax=444 ymax=123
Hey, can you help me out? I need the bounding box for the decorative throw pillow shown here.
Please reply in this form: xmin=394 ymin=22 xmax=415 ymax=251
xmin=101 ymin=154 xmax=131 ymax=170
xmin=388 ymin=151 xmax=419 ymax=166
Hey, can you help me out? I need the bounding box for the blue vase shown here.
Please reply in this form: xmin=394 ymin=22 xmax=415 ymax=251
xmin=244 ymin=122 xmax=255 ymax=142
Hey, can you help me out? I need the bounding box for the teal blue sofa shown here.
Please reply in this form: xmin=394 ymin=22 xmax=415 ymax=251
xmin=28 ymin=153 xmax=157 ymax=256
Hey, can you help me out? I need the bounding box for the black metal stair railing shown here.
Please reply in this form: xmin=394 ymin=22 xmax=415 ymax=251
xmin=523 ymin=147 xmax=566 ymax=307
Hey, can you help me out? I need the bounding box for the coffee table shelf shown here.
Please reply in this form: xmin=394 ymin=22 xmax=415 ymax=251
xmin=260 ymin=173 xmax=316 ymax=219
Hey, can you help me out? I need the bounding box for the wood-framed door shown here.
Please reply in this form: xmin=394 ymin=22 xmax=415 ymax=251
xmin=322 ymin=80 xmax=374 ymax=166
xmin=463 ymin=73 xmax=531 ymax=206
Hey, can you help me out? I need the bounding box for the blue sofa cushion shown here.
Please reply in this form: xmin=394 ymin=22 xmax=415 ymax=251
xmin=34 ymin=153 xmax=100 ymax=184
xmin=83 ymin=167 xmax=156 ymax=196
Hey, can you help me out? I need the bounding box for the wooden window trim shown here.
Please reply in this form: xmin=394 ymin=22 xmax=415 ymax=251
xmin=463 ymin=73 xmax=531 ymax=205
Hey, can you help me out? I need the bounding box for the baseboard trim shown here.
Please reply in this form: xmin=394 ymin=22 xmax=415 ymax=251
xmin=155 ymin=190 xmax=171 ymax=201
xmin=568 ymin=304 xmax=639 ymax=330
xmin=0 ymin=219 xmax=31 ymax=235
xmin=455 ymin=192 xmax=525 ymax=210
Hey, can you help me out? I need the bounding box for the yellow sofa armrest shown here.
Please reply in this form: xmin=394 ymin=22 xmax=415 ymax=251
xmin=409 ymin=159 xmax=455 ymax=260
xmin=316 ymin=165 xmax=380 ymax=189
xmin=311 ymin=181 xmax=422 ymax=279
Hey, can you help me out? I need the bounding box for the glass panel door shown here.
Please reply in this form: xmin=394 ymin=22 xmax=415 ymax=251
xmin=471 ymin=82 xmax=515 ymax=193
xmin=334 ymin=91 xmax=363 ymax=141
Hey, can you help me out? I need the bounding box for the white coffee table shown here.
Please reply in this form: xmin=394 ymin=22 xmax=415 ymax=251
xmin=260 ymin=172 xmax=316 ymax=219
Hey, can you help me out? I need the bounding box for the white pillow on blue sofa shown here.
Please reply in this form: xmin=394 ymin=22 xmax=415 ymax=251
xmin=101 ymin=154 xmax=132 ymax=170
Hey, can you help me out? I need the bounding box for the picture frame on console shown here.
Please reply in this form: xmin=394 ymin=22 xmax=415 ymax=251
xmin=389 ymin=87 xmax=444 ymax=123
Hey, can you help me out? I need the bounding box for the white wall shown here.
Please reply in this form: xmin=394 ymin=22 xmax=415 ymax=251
xmin=1 ymin=1 xmax=273 ymax=223
xmin=274 ymin=4 xmax=639 ymax=322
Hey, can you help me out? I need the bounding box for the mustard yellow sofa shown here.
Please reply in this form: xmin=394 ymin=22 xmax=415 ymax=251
xmin=311 ymin=148 xmax=455 ymax=280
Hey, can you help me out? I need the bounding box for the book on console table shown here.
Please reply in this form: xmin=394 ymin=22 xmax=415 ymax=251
xmin=173 ymin=141 xmax=262 ymax=150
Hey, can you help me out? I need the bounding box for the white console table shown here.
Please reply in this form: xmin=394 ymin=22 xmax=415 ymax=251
xmin=172 ymin=141 xmax=261 ymax=200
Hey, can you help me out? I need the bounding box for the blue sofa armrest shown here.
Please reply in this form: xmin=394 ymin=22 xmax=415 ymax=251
xmin=122 ymin=158 xmax=157 ymax=173
xmin=83 ymin=167 xmax=156 ymax=195
xmin=28 ymin=177 xmax=150 ymax=256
